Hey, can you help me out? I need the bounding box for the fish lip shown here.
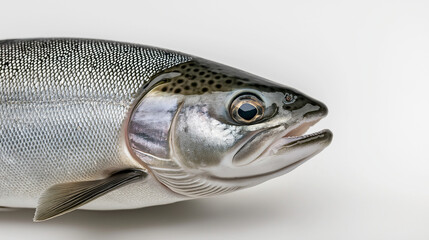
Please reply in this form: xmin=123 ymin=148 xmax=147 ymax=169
xmin=256 ymin=115 xmax=330 ymax=159
xmin=278 ymin=128 xmax=333 ymax=148
xmin=276 ymin=121 xmax=332 ymax=148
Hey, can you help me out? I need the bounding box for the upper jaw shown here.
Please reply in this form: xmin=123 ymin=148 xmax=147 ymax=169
xmin=275 ymin=97 xmax=330 ymax=149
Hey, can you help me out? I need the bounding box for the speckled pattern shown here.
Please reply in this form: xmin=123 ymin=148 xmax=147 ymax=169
xmin=0 ymin=39 xmax=191 ymax=208
xmin=155 ymin=59 xmax=280 ymax=95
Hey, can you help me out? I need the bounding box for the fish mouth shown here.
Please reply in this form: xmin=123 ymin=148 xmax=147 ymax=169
xmin=258 ymin=116 xmax=333 ymax=169
xmin=210 ymin=117 xmax=332 ymax=185
xmin=275 ymin=118 xmax=332 ymax=149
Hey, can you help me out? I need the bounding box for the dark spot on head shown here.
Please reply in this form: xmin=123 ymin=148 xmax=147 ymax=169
xmin=208 ymin=80 xmax=214 ymax=85
xmin=191 ymin=82 xmax=198 ymax=87
xmin=161 ymin=87 xmax=168 ymax=92
xmin=200 ymin=79 xmax=205 ymax=83
xmin=215 ymin=75 xmax=221 ymax=79
xmin=205 ymin=74 xmax=211 ymax=78
xmin=184 ymin=85 xmax=190 ymax=90
xmin=225 ymin=79 xmax=232 ymax=84
xmin=202 ymin=87 xmax=209 ymax=92
xmin=199 ymin=71 xmax=205 ymax=75
xmin=193 ymin=69 xmax=199 ymax=72
xmin=180 ymin=65 xmax=186 ymax=69
xmin=177 ymin=79 xmax=184 ymax=84
xmin=215 ymin=84 xmax=222 ymax=89
xmin=237 ymin=81 xmax=243 ymax=85
xmin=174 ymin=88 xmax=182 ymax=94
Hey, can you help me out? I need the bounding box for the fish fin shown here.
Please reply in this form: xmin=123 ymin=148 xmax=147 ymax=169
xmin=34 ymin=169 xmax=147 ymax=222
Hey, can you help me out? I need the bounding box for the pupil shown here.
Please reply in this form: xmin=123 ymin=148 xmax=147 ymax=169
xmin=238 ymin=103 xmax=257 ymax=121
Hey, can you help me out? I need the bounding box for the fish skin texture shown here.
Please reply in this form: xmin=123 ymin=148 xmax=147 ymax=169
xmin=0 ymin=38 xmax=191 ymax=209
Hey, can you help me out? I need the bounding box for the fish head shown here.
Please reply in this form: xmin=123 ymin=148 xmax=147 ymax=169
xmin=128 ymin=58 xmax=332 ymax=197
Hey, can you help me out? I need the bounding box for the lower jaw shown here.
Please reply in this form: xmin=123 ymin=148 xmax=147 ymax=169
xmin=281 ymin=128 xmax=332 ymax=147
xmin=208 ymin=154 xmax=312 ymax=188
xmin=215 ymin=128 xmax=332 ymax=185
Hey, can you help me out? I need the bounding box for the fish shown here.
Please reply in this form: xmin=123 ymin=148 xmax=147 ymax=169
xmin=0 ymin=38 xmax=332 ymax=222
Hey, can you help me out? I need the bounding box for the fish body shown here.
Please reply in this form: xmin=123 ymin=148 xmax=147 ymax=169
xmin=0 ymin=39 xmax=332 ymax=221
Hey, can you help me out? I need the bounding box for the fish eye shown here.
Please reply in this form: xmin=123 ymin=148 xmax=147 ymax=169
xmin=230 ymin=94 xmax=265 ymax=124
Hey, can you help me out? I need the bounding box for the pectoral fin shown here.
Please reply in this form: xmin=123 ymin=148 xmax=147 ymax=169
xmin=34 ymin=169 xmax=147 ymax=222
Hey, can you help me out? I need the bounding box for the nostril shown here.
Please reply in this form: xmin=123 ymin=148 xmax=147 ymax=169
xmin=283 ymin=92 xmax=297 ymax=105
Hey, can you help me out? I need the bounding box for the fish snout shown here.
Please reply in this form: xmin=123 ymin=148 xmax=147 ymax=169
xmin=304 ymin=98 xmax=328 ymax=119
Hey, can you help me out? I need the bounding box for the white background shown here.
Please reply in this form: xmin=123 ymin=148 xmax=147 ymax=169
xmin=1 ymin=0 xmax=428 ymax=239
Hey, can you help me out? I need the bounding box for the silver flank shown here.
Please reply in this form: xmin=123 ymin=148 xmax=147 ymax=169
xmin=0 ymin=39 xmax=191 ymax=208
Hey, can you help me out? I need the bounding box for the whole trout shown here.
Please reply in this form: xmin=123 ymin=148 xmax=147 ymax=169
xmin=0 ymin=39 xmax=332 ymax=221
